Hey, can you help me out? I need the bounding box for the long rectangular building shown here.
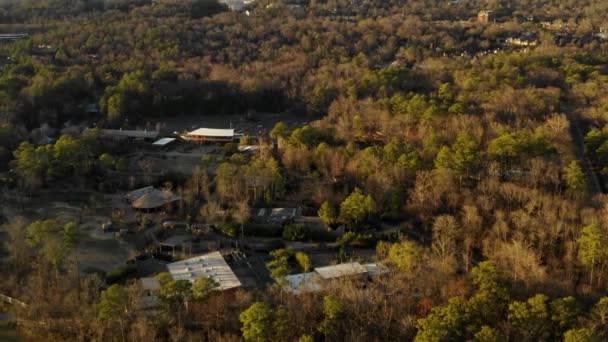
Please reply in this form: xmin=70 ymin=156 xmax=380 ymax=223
xmin=281 ymin=262 xmax=390 ymax=294
xmin=167 ymin=251 xmax=242 ymax=290
xmin=180 ymin=128 xmax=235 ymax=143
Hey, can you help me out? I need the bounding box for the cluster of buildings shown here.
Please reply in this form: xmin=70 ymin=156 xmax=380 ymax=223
xmin=139 ymin=251 xmax=241 ymax=309
xmin=85 ymin=126 xmax=239 ymax=146
xmin=137 ymin=250 xmax=389 ymax=309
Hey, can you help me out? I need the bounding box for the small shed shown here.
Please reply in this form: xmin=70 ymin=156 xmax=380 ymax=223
xmin=152 ymin=137 xmax=176 ymax=147
xmin=159 ymin=235 xmax=192 ymax=256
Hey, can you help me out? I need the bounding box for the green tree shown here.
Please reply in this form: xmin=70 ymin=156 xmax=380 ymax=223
xmin=472 ymin=261 xmax=501 ymax=292
xmin=156 ymin=272 xmax=174 ymax=287
xmin=415 ymin=297 xmax=470 ymax=341
xmin=26 ymin=219 xmax=60 ymax=246
xmin=451 ymin=132 xmax=480 ymax=177
xmin=160 ymin=279 xmax=193 ymax=304
xmin=295 ymin=251 xmax=312 ymax=272
xmin=468 ymin=262 xmax=509 ymax=329
xmin=106 ymin=92 xmax=127 ymax=122
xmin=62 ymin=221 xmax=79 ymax=249
xmin=340 ymin=187 xmax=375 ymax=228
xmin=270 ymin=122 xmax=290 ymax=140
xmin=318 ymin=295 xmax=344 ymax=338
xmin=318 ymin=201 xmax=338 ymax=228
xmin=159 ymin=278 xmax=193 ymax=325
xmin=53 ymin=134 xmax=91 ymax=175
xmin=563 ymin=328 xmax=599 ymax=342
xmin=13 ymin=141 xmax=49 ymax=189
xmin=388 ymin=240 xmax=424 ymax=273
xmin=25 ymin=219 xmax=72 ymax=272
xmin=282 ymin=224 xmax=307 ymax=241
xmin=97 ymin=284 xmax=131 ymax=340
xmin=508 ymin=294 xmax=551 ymax=340
xmin=577 ymin=223 xmax=608 ymax=286
xmin=192 ymin=277 xmax=219 ymax=302
xmin=240 ymin=302 xmax=274 ymax=342
xmin=266 ymin=248 xmax=294 ymax=279
xmin=298 ymin=335 xmax=314 ymax=342
xmin=590 ymin=297 xmax=608 ymax=333
xmin=473 ymin=326 xmax=502 ymax=342
xmin=564 ymin=161 xmax=587 ymax=194
xmin=434 ymin=146 xmax=452 ymax=170
xmin=551 ymin=297 xmax=583 ymax=336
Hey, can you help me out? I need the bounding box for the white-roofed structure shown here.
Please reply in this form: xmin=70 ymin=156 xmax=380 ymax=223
xmin=152 ymin=137 xmax=176 ymax=146
xmin=180 ymin=128 xmax=235 ymax=143
xmin=238 ymin=145 xmax=260 ymax=153
xmin=361 ymin=263 xmax=390 ymax=277
xmin=280 ymin=261 xmax=389 ymax=294
xmin=314 ymin=262 xmax=368 ymax=280
xmin=283 ymin=272 xmax=324 ymax=294
xmin=167 ymin=252 xmax=242 ymax=290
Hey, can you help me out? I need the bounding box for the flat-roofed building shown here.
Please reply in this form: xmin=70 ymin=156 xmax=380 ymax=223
xmin=167 ymin=251 xmax=242 ymax=290
xmin=281 ymin=261 xmax=389 ymax=294
xmin=314 ymin=262 xmax=368 ymax=280
xmin=180 ymin=128 xmax=235 ymax=143
xmin=283 ymin=272 xmax=324 ymax=294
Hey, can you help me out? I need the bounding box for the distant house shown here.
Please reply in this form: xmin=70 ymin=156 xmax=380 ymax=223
xmin=158 ymin=235 xmax=192 ymax=256
xmin=477 ymin=10 xmax=493 ymax=23
xmin=282 ymin=262 xmax=389 ymax=294
xmin=180 ymin=128 xmax=235 ymax=143
xmin=166 ymin=251 xmax=242 ymax=290
xmin=255 ymin=207 xmax=301 ymax=224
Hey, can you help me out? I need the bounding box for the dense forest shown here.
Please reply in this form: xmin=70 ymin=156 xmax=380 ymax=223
xmin=2 ymin=0 xmax=608 ymax=340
